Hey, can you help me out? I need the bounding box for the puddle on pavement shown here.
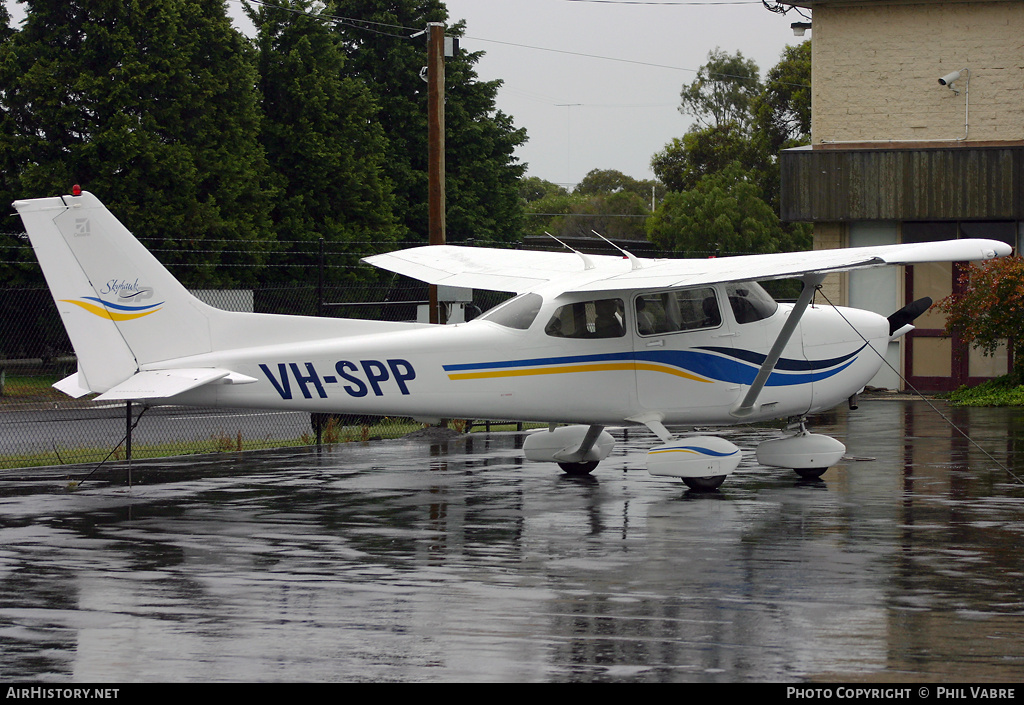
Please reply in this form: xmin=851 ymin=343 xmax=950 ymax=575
xmin=1 ymin=400 xmax=1022 ymax=682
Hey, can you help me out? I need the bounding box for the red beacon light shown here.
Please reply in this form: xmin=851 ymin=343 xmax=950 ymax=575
xmin=71 ymin=184 xmax=82 ymax=197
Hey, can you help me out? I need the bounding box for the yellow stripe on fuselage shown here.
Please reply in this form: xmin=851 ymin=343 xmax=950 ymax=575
xmin=61 ymin=299 xmax=161 ymax=321
xmin=448 ymin=362 xmax=712 ymax=383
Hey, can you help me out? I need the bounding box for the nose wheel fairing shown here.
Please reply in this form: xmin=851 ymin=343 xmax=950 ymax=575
xmin=755 ymin=422 xmax=846 ymax=477
xmin=647 ymin=436 xmax=742 ymax=479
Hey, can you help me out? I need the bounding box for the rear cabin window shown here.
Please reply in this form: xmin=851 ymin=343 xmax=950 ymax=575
xmin=635 ymin=288 xmax=720 ymax=336
xmin=545 ymin=298 xmax=625 ymax=339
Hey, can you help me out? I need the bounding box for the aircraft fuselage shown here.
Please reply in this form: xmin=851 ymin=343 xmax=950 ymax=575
xmin=169 ymin=283 xmax=891 ymax=428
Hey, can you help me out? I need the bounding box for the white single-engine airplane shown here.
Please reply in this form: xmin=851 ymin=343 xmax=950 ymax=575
xmin=15 ymin=190 xmax=1012 ymax=489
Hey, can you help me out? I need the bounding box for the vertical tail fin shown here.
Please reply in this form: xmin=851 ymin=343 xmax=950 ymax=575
xmin=14 ymin=191 xmax=216 ymax=393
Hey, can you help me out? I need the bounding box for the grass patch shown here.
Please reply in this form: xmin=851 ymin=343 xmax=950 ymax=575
xmin=0 ymin=417 xmax=428 ymax=470
xmin=0 ymin=374 xmax=69 ymax=403
xmin=0 ymin=403 xmax=538 ymax=470
xmin=2 ymin=435 xmax=319 ymax=470
xmin=946 ymin=373 xmax=1024 ymax=407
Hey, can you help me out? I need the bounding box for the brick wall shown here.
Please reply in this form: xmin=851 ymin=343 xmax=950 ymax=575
xmin=813 ymin=222 xmax=847 ymax=305
xmin=812 ymin=1 xmax=1024 ymax=143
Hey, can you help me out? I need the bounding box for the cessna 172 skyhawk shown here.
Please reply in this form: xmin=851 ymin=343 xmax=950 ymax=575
xmin=15 ymin=190 xmax=1012 ymax=489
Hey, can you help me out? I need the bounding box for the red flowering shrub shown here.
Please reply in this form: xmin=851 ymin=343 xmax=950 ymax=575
xmin=937 ymin=255 xmax=1024 ymax=381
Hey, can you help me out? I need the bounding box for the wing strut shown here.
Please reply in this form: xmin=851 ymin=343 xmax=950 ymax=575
xmin=731 ymin=272 xmax=826 ymax=419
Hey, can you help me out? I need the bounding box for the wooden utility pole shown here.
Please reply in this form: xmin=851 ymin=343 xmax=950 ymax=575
xmin=427 ymin=22 xmax=446 ymax=324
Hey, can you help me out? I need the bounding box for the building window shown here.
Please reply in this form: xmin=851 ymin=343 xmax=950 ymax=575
xmin=903 ymin=221 xmax=1018 ymax=249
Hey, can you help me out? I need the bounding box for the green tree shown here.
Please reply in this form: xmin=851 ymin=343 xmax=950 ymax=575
xmin=519 ymin=176 xmax=568 ymax=203
xmin=575 ymin=168 xmax=662 ymax=203
xmin=0 ymin=0 xmax=274 ymax=287
xmin=649 ymin=41 xmax=812 ymax=258
xmin=646 ymin=162 xmax=804 ymax=257
xmin=938 ymin=256 xmax=1024 ymax=381
xmin=0 ymin=3 xmax=32 ymax=285
xmin=655 ymin=42 xmax=810 ymax=210
xmin=526 ymin=190 xmax=650 ymax=242
xmin=651 ymin=124 xmax=763 ymax=195
xmin=331 ymin=0 xmax=527 ymax=246
xmin=678 ymin=47 xmax=762 ymax=132
xmin=752 ymin=40 xmax=812 ymax=154
xmin=249 ymin=0 xmax=397 ymax=283
xmin=522 ymin=169 xmax=658 ymax=243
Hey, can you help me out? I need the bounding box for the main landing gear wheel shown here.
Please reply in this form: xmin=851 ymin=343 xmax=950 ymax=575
xmin=682 ymin=475 xmax=726 ymax=491
xmin=558 ymin=461 xmax=599 ymax=476
xmin=794 ymin=467 xmax=828 ymax=480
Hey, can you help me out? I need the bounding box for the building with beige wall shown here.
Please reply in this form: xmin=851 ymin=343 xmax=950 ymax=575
xmin=779 ymin=0 xmax=1023 ymax=390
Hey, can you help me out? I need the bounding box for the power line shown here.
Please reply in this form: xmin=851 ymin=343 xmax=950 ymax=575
xmin=459 ymin=37 xmax=809 ymax=90
xmin=235 ymin=0 xmax=422 ymax=38
xmin=562 ymin=1 xmax=765 ymax=5
xmin=237 ymin=1 xmax=809 ymax=89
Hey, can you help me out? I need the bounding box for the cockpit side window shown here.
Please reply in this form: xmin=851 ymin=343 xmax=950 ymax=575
xmin=545 ymin=298 xmax=625 ymax=339
xmin=479 ymin=292 xmax=543 ymax=330
xmin=726 ymin=282 xmax=778 ymax=324
xmin=635 ymin=288 xmax=720 ymax=336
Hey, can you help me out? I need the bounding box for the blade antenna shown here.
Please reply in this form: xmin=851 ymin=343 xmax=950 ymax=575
xmin=545 ymin=232 xmax=595 ymax=271
xmin=591 ymin=230 xmax=643 ymax=270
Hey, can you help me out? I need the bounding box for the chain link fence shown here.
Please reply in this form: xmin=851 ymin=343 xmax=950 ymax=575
xmin=0 ymin=274 xmax=520 ymax=470
xmin=1 ymin=227 xmax=803 ymax=470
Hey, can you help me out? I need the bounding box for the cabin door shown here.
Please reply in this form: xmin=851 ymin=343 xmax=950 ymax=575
xmin=631 ymin=286 xmax=741 ymax=422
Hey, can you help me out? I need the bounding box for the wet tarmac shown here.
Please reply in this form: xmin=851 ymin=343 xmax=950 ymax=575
xmin=1 ymin=398 xmax=1023 ymax=683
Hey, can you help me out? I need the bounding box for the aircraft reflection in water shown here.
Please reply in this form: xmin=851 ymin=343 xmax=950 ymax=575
xmin=15 ymin=190 xmax=1010 ymax=489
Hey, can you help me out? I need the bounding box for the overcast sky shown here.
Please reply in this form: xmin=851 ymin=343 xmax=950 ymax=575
xmin=442 ymin=0 xmax=810 ymax=188
xmin=4 ymin=0 xmax=811 ymax=189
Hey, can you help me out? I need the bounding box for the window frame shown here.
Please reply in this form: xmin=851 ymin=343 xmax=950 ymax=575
xmin=633 ymin=287 xmax=723 ymax=337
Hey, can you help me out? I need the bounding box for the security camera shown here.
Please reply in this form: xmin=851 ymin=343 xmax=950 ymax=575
xmin=938 ymin=70 xmax=962 ymax=86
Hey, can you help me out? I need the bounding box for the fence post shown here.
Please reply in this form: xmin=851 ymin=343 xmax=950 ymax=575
xmin=315 ymin=238 xmax=324 ymax=448
xmin=317 ymin=237 xmax=324 ymax=318
xmin=125 ymin=400 xmax=132 ymax=461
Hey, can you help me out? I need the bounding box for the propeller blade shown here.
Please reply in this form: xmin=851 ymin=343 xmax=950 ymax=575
xmin=887 ymin=296 xmax=933 ymax=336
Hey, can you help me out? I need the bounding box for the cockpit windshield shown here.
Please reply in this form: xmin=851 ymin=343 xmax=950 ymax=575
xmin=478 ymin=293 xmax=543 ymax=330
xmin=725 ymin=282 xmax=778 ymax=324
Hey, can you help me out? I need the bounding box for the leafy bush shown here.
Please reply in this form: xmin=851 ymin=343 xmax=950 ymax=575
xmin=946 ymin=373 xmax=1024 ymax=407
xmin=937 ymin=255 xmax=1024 ymax=379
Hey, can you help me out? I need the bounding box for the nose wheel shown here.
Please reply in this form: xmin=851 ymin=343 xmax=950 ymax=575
xmin=558 ymin=461 xmax=599 ymax=475
xmin=682 ymin=475 xmax=727 ymax=491
xmin=794 ymin=467 xmax=828 ymax=479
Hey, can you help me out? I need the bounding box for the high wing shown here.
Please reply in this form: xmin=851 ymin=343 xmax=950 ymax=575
xmin=363 ymin=239 xmax=1012 ymax=294
xmin=362 ymin=245 xmax=627 ymax=293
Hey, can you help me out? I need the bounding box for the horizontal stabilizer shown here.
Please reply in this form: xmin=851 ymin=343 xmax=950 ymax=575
xmin=53 ymin=370 xmax=94 ymax=399
xmin=95 ymin=368 xmax=256 ymax=401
